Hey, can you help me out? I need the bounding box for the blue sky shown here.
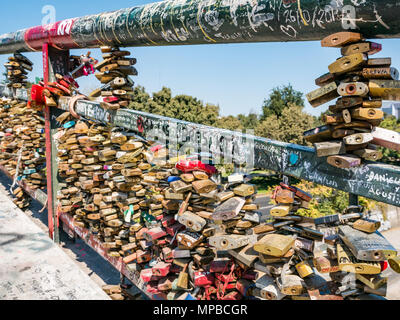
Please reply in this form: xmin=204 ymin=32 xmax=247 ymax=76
xmin=1 ymin=0 xmax=400 ymax=117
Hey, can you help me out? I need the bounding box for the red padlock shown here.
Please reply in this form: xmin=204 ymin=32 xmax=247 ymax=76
xmin=215 ymin=273 xmax=237 ymax=283
xmin=30 ymin=84 xmax=45 ymax=106
xmin=141 ymin=269 xmax=163 ymax=283
xmin=161 ymin=215 xmax=177 ymax=228
xmin=136 ymin=250 xmax=152 ymax=264
xmin=194 ymin=271 xmax=215 ymax=287
xmin=103 ymin=96 xmax=119 ymax=103
xmin=144 ymin=227 xmax=167 ymax=242
xmin=146 ymin=281 xmax=161 ymax=294
xmin=162 ymin=247 xmax=174 ymax=263
xmin=216 ymin=280 xmax=237 ymax=291
xmin=220 ymin=291 xmax=242 ymax=300
xmin=176 ymin=160 xmax=217 ymax=175
xmin=165 ymin=223 xmax=185 ymax=237
xmin=152 ymin=262 xmax=171 ymax=277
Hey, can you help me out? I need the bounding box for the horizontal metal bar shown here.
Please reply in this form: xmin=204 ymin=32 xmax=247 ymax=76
xmin=2 ymin=85 xmax=399 ymax=207
xmin=59 ymin=211 xmax=157 ymax=300
xmin=0 ymin=165 xmax=48 ymax=207
xmin=0 ymin=0 xmax=400 ymax=54
xmin=58 ymin=96 xmax=400 ymax=207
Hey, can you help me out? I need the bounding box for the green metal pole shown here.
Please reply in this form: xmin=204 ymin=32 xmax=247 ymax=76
xmin=0 ymin=0 xmax=400 ymax=54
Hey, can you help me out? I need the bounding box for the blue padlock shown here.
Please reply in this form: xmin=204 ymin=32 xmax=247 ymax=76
xmin=64 ymin=121 xmax=76 ymax=129
xmin=167 ymin=176 xmax=181 ymax=183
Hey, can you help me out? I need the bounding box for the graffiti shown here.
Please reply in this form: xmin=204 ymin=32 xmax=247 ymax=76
xmin=0 ymin=0 xmax=400 ymax=53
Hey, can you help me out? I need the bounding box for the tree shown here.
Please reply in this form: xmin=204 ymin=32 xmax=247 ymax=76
xmin=237 ymin=112 xmax=260 ymax=130
xmin=379 ymin=115 xmax=400 ymax=165
xmin=128 ymin=86 xmax=220 ymax=127
xmin=261 ymin=84 xmax=304 ymax=120
xmin=255 ymin=103 xmax=315 ymax=145
xmin=215 ymin=116 xmax=244 ymax=131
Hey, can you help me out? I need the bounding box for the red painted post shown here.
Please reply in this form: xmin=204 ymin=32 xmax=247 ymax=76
xmin=42 ymin=42 xmax=56 ymax=241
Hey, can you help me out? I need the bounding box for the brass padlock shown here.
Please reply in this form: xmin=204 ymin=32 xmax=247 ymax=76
xmin=329 ymin=53 xmax=367 ymax=75
xmin=295 ymin=261 xmax=314 ymax=278
xmin=337 ymin=243 xmax=382 ymax=274
xmin=321 ymin=32 xmax=363 ymax=48
xmin=352 ymin=219 xmax=381 ymax=233
xmin=254 ymin=234 xmax=294 ymax=257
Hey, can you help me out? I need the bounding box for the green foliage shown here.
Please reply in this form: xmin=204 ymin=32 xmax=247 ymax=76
xmin=215 ymin=115 xmax=244 ymax=131
xmin=237 ymin=112 xmax=260 ymax=130
xmin=261 ymin=84 xmax=304 ymax=120
xmin=379 ymin=115 xmax=400 ymax=165
xmin=255 ymin=103 xmax=315 ymax=145
xmin=128 ymin=86 xmax=220 ymax=126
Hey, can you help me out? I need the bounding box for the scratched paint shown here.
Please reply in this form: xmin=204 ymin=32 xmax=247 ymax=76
xmin=1 ymin=84 xmax=400 ymax=206
xmin=0 ymin=0 xmax=399 ymax=54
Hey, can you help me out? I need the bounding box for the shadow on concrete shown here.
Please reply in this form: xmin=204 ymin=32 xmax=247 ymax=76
xmin=0 ymin=172 xmax=122 ymax=287
xmin=0 ymin=233 xmax=25 ymax=246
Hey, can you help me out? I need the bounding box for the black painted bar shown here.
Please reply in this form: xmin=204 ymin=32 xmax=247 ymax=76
xmin=1 ymin=85 xmax=399 ymax=207
xmin=0 ymin=0 xmax=400 ymax=54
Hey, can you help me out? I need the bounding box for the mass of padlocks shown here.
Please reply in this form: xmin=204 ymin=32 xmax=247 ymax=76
xmin=52 ymin=110 xmax=400 ymax=300
xmin=305 ymin=32 xmax=400 ymax=168
xmin=0 ymin=53 xmax=46 ymax=208
xmin=1 ymin=38 xmax=400 ymax=301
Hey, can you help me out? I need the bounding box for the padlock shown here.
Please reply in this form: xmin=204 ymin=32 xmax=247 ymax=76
xmin=362 ymin=67 xmax=399 ymax=80
xmin=295 ymin=261 xmax=314 ymax=278
xmin=228 ymin=243 xmax=259 ymax=267
xmin=351 ymin=108 xmax=383 ymax=121
xmin=356 ymin=274 xmax=387 ymax=290
xmin=255 ymin=274 xmax=286 ymax=300
xmin=313 ymin=256 xmax=340 ymax=273
xmin=314 ymin=141 xmax=346 ymax=157
xmin=254 ymin=234 xmax=294 ymax=257
xmin=209 ymin=234 xmax=257 ymax=251
xmin=304 ymin=125 xmax=333 ymax=143
xmin=321 ymin=32 xmax=363 ymax=48
xmin=327 ymin=155 xmax=362 ymax=169
xmin=176 ymin=231 xmax=204 ymax=249
xmin=388 ymin=256 xmax=400 ymax=274
xmin=259 ymin=248 xmax=295 ymax=264
xmin=273 ymin=188 xmax=295 ymax=204
xmin=337 ymin=243 xmax=382 ymax=274
xmin=371 ymin=127 xmax=400 ymax=151
xmin=329 ymin=54 xmax=367 ymax=75
xmin=306 ymin=82 xmax=339 ymax=108
xmin=233 ymin=184 xmax=255 ymax=197
xmin=270 ymin=205 xmax=292 ymax=217
xmin=152 ymin=262 xmax=171 ymax=277
xmin=211 ymin=197 xmax=245 ymax=221
xmin=352 ymin=219 xmax=381 ymax=233
xmin=341 ymin=42 xmax=382 ymax=56
xmin=369 ymin=80 xmax=400 ymax=100
xmin=277 ymin=274 xmax=305 ymax=296
xmin=338 ymin=225 xmax=397 ymax=262
xmin=337 ymin=82 xmax=369 ymax=97
xmin=192 ymin=179 xmax=217 ymax=194
xmin=352 ymin=149 xmax=383 ymax=161
xmin=177 ymin=211 xmax=207 ymax=232
xmin=194 ymin=271 xmax=214 ymax=287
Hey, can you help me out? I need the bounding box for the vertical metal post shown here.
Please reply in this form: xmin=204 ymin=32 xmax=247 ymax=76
xmin=349 ymin=193 xmax=359 ymax=206
xmin=42 ymin=43 xmax=70 ymax=243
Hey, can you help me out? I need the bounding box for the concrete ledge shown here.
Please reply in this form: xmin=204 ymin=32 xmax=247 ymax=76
xmin=0 ymin=188 xmax=110 ymax=300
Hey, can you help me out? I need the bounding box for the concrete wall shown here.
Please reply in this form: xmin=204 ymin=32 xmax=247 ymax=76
xmin=369 ymin=204 xmax=400 ymax=232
